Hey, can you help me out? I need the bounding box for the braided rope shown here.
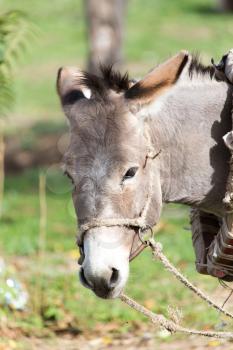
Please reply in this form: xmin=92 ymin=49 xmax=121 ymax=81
xmin=120 ymin=293 xmax=233 ymax=339
xmin=148 ymin=237 xmax=233 ymax=319
xmin=119 ymin=237 xmax=233 ymax=339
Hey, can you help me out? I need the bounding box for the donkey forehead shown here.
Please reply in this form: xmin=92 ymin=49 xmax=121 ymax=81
xmin=66 ymin=100 xmax=146 ymax=160
xmin=69 ymin=96 xmax=139 ymax=133
xmin=65 ymin=134 xmax=146 ymax=174
xmin=65 ymin=115 xmax=146 ymax=180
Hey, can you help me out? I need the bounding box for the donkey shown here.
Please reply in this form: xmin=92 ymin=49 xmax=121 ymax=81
xmin=57 ymin=51 xmax=233 ymax=299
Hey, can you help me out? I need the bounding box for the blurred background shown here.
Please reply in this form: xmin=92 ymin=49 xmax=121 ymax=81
xmin=0 ymin=0 xmax=233 ymax=349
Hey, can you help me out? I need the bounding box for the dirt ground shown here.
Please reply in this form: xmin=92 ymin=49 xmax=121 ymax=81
xmin=3 ymin=253 xmax=233 ymax=350
xmin=18 ymin=333 xmax=233 ymax=350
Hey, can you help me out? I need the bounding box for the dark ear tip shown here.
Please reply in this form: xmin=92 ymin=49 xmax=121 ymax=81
xmin=56 ymin=67 xmax=64 ymax=94
xmin=180 ymin=49 xmax=189 ymax=58
xmin=57 ymin=67 xmax=63 ymax=77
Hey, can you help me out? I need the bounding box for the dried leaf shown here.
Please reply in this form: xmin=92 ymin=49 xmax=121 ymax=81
xmin=154 ymin=221 xmax=166 ymax=234
xmin=102 ymin=336 xmax=113 ymax=345
xmin=144 ymin=299 xmax=155 ymax=309
xmin=68 ymin=249 xmax=80 ymax=259
xmin=208 ymin=340 xmax=221 ymax=347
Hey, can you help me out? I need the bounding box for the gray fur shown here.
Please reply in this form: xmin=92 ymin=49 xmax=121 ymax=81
xmin=151 ymin=79 xmax=232 ymax=216
xmin=57 ymin=55 xmax=233 ymax=298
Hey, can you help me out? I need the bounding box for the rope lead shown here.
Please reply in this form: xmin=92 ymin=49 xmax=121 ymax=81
xmin=120 ymin=293 xmax=233 ymax=339
xmin=120 ymin=237 xmax=233 ymax=339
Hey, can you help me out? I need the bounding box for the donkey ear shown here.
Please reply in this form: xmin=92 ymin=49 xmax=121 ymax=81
xmin=125 ymin=50 xmax=189 ymax=104
xmin=57 ymin=66 xmax=91 ymax=105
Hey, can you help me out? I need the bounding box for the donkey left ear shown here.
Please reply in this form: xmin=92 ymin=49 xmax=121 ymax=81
xmin=125 ymin=50 xmax=189 ymax=104
xmin=57 ymin=66 xmax=91 ymax=106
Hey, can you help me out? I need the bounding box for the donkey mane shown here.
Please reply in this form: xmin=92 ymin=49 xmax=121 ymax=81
xmin=80 ymin=65 xmax=131 ymax=96
xmin=80 ymin=54 xmax=217 ymax=100
xmin=188 ymin=54 xmax=216 ymax=80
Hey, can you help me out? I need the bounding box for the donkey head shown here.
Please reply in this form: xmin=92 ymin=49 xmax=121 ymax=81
xmin=57 ymin=51 xmax=188 ymax=299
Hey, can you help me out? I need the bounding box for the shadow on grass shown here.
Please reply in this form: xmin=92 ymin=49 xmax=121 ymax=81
xmin=187 ymin=3 xmax=233 ymax=16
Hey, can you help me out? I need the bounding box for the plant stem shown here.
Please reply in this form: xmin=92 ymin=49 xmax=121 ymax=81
xmin=0 ymin=129 xmax=5 ymax=219
xmin=37 ymin=171 xmax=47 ymax=316
xmin=38 ymin=171 xmax=47 ymax=257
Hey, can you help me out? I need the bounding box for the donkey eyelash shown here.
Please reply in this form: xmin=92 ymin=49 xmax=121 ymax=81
xmin=64 ymin=170 xmax=75 ymax=184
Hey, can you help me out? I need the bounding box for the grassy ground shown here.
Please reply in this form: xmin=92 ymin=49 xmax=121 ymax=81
xmin=0 ymin=170 xmax=232 ymax=338
xmin=1 ymin=0 xmax=233 ymax=347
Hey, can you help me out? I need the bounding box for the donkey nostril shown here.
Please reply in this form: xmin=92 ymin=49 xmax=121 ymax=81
xmin=110 ymin=268 xmax=119 ymax=286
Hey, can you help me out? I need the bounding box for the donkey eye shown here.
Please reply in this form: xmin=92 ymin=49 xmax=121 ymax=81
xmin=123 ymin=167 xmax=138 ymax=181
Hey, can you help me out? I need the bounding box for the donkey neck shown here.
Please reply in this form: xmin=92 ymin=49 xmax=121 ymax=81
xmin=149 ymin=79 xmax=233 ymax=216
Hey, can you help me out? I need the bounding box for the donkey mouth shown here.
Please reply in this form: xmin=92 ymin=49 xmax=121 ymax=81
xmin=79 ymin=267 xmax=123 ymax=299
xmin=92 ymin=286 xmax=116 ymax=299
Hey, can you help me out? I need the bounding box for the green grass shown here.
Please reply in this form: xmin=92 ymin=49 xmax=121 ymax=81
xmin=1 ymin=0 xmax=233 ymax=338
xmin=0 ymin=170 xmax=230 ymax=336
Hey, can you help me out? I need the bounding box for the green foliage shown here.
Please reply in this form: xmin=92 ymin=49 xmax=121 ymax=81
xmin=0 ymin=10 xmax=35 ymax=115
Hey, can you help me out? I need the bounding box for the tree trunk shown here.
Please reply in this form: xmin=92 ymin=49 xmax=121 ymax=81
xmin=85 ymin=0 xmax=126 ymax=75
xmin=218 ymin=0 xmax=233 ymax=11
